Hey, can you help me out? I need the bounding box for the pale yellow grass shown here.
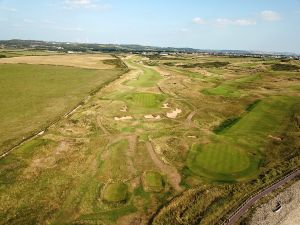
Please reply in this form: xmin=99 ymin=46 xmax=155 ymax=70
xmin=0 ymin=54 xmax=116 ymax=69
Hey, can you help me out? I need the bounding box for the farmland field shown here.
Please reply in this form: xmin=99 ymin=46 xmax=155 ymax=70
xmin=0 ymin=56 xmax=126 ymax=155
xmin=0 ymin=53 xmax=299 ymax=225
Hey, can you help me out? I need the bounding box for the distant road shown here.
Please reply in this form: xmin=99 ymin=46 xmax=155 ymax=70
xmin=221 ymin=169 xmax=300 ymax=225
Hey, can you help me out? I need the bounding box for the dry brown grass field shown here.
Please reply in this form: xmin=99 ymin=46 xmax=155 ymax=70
xmin=0 ymin=54 xmax=116 ymax=69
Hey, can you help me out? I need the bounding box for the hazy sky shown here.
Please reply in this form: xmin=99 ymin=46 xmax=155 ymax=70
xmin=1 ymin=0 xmax=300 ymax=53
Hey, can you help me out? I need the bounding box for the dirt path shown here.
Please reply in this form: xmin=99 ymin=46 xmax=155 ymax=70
xmin=96 ymin=116 xmax=110 ymax=135
xmin=221 ymin=169 xmax=300 ymax=225
xmin=145 ymin=141 xmax=182 ymax=192
xmin=185 ymin=111 xmax=196 ymax=127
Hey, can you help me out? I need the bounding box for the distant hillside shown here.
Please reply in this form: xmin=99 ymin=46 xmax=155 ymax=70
xmin=0 ymin=39 xmax=298 ymax=57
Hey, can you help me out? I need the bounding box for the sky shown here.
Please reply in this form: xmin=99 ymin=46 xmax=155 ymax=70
xmin=0 ymin=0 xmax=300 ymax=53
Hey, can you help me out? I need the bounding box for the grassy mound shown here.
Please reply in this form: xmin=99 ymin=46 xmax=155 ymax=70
xmin=142 ymin=171 xmax=164 ymax=192
xmin=102 ymin=182 xmax=128 ymax=203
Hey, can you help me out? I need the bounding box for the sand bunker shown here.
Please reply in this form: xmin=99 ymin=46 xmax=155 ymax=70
xmin=187 ymin=135 xmax=197 ymax=138
xmin=268 ymin=135 xmax=282 ymax=141
xmin=144 ymin=115 xmax=161 ymax=120
xmin=162 ymin=103 xmax=170 ymax=109
xmin=120 ymin=105 xmax=128 ymax=112
xmin=166 ymin=108 xmax=182 ymax=119
xmin=114 ymin=116 xmax=133 ymax=121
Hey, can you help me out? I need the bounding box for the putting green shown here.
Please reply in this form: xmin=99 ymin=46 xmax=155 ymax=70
xmin=102 ymin=182 xmax=128 ymax=203
xmin=143 ymin=171 xmax=164 ymax=192
xmin=125 ymin=92 xmax=165 ymax=108
xmin=194 ymin=144 xmax=250 ymax=174
xmin=187 ymin=143 xmax=259 ymax=181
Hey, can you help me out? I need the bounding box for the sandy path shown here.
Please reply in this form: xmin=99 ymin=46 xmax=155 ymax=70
xmin=145 ymin=141 xmax=182 ymax=192
xmin=96 ymin=116 xmax=110 ymax=135
xmin=185 ymin=111 xmax=196 ymax=127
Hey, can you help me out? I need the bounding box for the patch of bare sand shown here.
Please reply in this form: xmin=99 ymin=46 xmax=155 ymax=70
xmin=166 ymin=108 xmax=182 ymax=119
xmin=114 ymin=116 xmax=133 ymax=121
xmin=249 ymin=180 xmax=300 ymax=225
xmin=162 ymin=103 xmax=170 ymax=109
xmin=0 ymin=54 xmax=116 ymax=69
xmin=144 ymin=114 xmax=161 ymax=120
xmin=120 ymin=105 xmax=128 ymax=112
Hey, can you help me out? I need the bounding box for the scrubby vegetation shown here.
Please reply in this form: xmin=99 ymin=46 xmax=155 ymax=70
xmin=271 ymin=63 xmax=299 ymax=71
xmin=180 ymin=61 xmax=230 ymax=68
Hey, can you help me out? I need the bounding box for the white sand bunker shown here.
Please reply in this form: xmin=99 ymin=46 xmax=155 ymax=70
xmin=144 ymin=114 xmax=161 ymax=120
xmin=120 ymin=105 xmax=128 ymax=112
xmin=166 ymin=108 xmax=182 ymax=119
xmin=162 ymin=103 xmax=170 ymax=109
xmin=114 ymin=116 xmax=132 ymax=121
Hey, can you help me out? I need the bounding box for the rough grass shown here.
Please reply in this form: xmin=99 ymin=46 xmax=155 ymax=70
xmin=0 ymin=63 xmax=123 ymax=155
xmin=102 ymin=182 xmax=128 ymax=203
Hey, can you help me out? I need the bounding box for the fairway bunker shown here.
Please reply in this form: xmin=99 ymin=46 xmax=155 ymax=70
xmin=144 ymin=114 xmax=161 ymax=120
xmin=162 ymin=103 xmax=170 ymax=109
xmin=120 ymin=105 xmax=128 ymax=112
xmin=166 ymin=108 xmax=182 ymax=119
xmin=114 ymin=116 xmax=133 ymax=121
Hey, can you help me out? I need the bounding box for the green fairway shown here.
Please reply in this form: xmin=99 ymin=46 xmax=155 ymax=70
xmin=0 ymin=63 xmax=123 ymax=154
xmin=187 ymin=96 xmax=299 ymax=181
xmin=99 ymin=140 xmax=130 ymax=182
xmin=102 ymin=182 xmax=128 ymax=203
xmin=104 ymin=91 xmax=165 ymax=110
xmin=202 ymin=74 xmax=261 ymax=97
xmin=124 ymin=65 xmax=161 ymax=87
xmin=224 ymin=96 xmax=299 ymax=146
